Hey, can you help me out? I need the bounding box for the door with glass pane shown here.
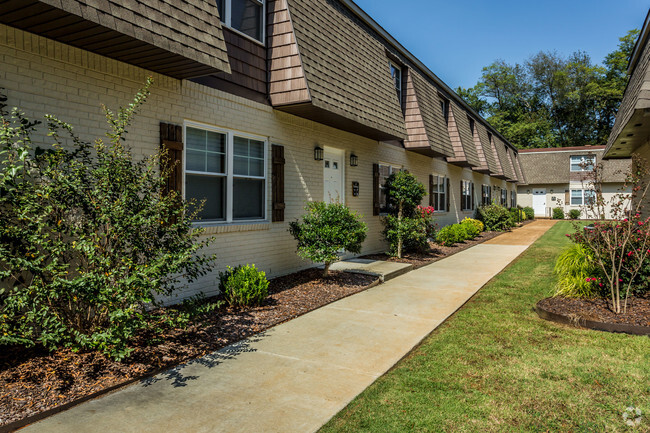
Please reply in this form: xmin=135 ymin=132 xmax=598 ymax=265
xmin=323 ymin=149 xmax=344 ymax=204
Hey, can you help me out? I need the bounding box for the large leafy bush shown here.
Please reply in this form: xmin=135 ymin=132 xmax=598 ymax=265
xmin=522 ymin=206 xmax=535 ymax=220
xmin=381 ymin=171 xmax=427 ymax=258
xmin=476 ymin=205 xmax=513 ymax=231
xmin=0 ymin=80 xmax=214 ymax=360
xmin=218 ymin=264 xmax=269 ymax=308
xmin=460 ymin=219 xmax=480 ymax=238
xmin=435 ymin=224 xmax=468 ymax=246
xmin=568 ymin=209 xmax=581 ymax=219
xmin=289 ymin=202 xmax=367 ymax=276
xmin=552 ymin=207 xmax=565 ymax=219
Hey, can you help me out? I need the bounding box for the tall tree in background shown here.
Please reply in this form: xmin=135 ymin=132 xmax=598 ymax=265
xmin=457 ymin=30 xmax=639 ymax=149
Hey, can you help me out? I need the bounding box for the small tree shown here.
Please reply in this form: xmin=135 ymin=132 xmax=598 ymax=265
xmin=570 ymin=153 xmax=650 ymax=313
xmin=0 ymin=79 xmax=214 ymax=359
xmin=289 ymin=202 xmax=367 ymax=277
xmin=382 ymin=171 xmax=426 ymax=258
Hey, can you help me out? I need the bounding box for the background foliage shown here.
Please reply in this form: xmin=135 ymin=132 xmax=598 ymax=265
xmin=457 ymin=30 xmax=639 ymax=148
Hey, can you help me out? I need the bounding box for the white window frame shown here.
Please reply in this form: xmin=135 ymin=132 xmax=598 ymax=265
xmin=389 ymin=61 xmax=402 ymax=106
xmin=217 ymin=0 xmax=266 ymax=45
xmin=378 ymin=162 xmax=402 ymax=214
xmin=461 ymin=180 xmax=473 ymax=211
xmin=570 ymin=155 xmax=595 ymax=172
xmin=501 ymin=188 xmax=507 ymax=206
xmin=184 ymin=120 xmax=268 ymax=224
xmin=481 ymin=184 xmax=491 ymax=206
xmin=570 ymin=189 xmax=595 ymax=206
xmin=431 ymin=174 xmax=447 ymax=212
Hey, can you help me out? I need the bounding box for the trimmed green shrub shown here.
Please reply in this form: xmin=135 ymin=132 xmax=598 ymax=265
xmin=381 ymin=171 xmax=427 ymax=258
xmin=0 ymin=80 xmax=214 ymax=360
xmin=435 ymin=224 xmax=468 ymax=246
xmin=476 ymin=205 xmax=513 ymax=231
xmin=218 ymin=264 xmax=269 ymax=308
xmin=552 ymin=207 xmax=565 ymax=219
xmin=522 ymin=206 xmax=535 ymax=220
xmin=568 ymin=209 xmax=581 ymax=219
xmin=462 ymin=217 xmax=484 ymax=233
xmin=554 ymin=244 xmax=601 ymax=298
xmin=289 ymin=202 xmax=367 ymax=276
xmin=460 ymin=219 xmax=480 ymax=238
xmin=509 ymin=207 xmax=526 ymax=224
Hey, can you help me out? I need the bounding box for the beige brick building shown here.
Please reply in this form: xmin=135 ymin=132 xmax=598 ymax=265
xmin=0 ymin=0 xmax=524 ymax=301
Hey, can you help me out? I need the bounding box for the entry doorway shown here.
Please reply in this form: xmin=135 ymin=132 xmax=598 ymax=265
xmin=323 ymin=148 xmax=345 ymax=204
xmin=532 ymin=189 xmax=546 ymax=217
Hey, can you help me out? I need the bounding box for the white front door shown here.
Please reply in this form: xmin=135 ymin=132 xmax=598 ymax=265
xmin=532 ymin=189 xmax=546 ymax=216
xmin=323 ymin=149 xmax=344 ymax=204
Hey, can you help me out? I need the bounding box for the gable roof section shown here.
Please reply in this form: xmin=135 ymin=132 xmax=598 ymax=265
xmin=475 ymin=122 xmax=500 ymax=175
xmin=0 ymin=0 xmax=231 ymax=78
xmin=519 ymin=147 xmax=629 ymax=184
xmin=446 ymin=100 xmax=480 ymax=167
xmin=403 ymin=70 xmax=454 ymax=157
xmin=281 ymin=0 xmax=407 ymax=141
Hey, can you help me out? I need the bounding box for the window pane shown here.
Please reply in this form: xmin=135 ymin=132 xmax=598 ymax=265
xmin=585 ymin=190 xmax=596 ymax=205
xmin=187 ymin=149 xmax=205 ymax=172
xmin=186 ymin=127 xmax=207 ymax=151
xmin=231 ymin=0 xmax=262 ymax=41
xmin=571 ymin=190 xmax=582 ymax=205
xmin=250 ymin=158 xmax=264 ymax=177
xmin=250 ymin=140 xmax=264 ymax=158
xmin=215 ymin=0 xmax=225 ymax=21
xmin=233 ymin=178 xmax=264 ymax=219
xmin=234 ymin=136 xmax=249 ymax=156
xmin=186 ymin=174 xmax=225 ymax=221
xmin=206 ymin=152 xmax=225 ymax=173
xmin=234 ymin=156 xmax=248 ymax=175
xmin=206 ymin=131 xmax=225 ymax=153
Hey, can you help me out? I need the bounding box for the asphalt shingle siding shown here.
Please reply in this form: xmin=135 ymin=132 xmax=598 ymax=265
xmin=410 ymin=71 xmax=454 ymax=157
xmin=286 ymin=0 xmax=407 ymax=140
xmin=450 ymin=100 xmax=480 ymax=167
xmin=38 ymin=0 xmax=231 ymax=74
xmin=607 ymin=32 xmax=650 ymax=151
xmin=519 ymin=149 xmax=629 ymax=184
xmin=475 ymin=122 xmax=499 ymax=174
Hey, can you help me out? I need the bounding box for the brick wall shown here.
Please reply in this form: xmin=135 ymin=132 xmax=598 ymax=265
xmin=0 ymin=25 xmax=518 ymax=302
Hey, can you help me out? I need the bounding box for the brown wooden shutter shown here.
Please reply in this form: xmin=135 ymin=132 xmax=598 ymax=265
xmin=471 ymin=182 xmax=475 ymax=209
xmin=429 ymin=174 xmax=434 ymax=207
xmin=460 ymin=180 xmax=463 ymax=210
xmin=446 ymin=178 xmax=450 ymax=212
xmin=271 ymin=144 xmax=285 ymax=222
xmin=565 ymin=190 xmax=570 ymax=206
xmin=160 ymin=122 xmax=183 ymax=196
xmin=373 ymin=163 xmax=380 ymax=216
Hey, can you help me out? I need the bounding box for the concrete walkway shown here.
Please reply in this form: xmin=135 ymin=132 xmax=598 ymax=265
xmin=24 ymin=220 xmax=556 ymax=433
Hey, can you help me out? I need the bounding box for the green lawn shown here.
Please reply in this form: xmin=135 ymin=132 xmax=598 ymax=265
xmin=320 ymin=222 xmax=650 ymax=433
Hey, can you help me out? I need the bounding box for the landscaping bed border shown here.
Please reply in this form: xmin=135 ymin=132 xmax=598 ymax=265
xmin=534 ymin=300 xmax=650 ymax=336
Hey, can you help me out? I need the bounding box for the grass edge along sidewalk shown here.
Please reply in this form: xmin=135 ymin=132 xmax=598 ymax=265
xmin=320 ymin=221 xmax=650 ymax=433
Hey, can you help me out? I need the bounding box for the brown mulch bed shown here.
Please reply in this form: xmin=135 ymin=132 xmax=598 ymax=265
xmin=0 ymin=269 xmax=377 ymax=428
xmin=537 ymin=296 xmax=650 ymax=327
xmin=361 ymin=230 xmax=504 ymax=268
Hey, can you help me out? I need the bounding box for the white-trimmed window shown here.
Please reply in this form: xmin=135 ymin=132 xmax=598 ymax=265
xmin=216 ymin=0 xmax=265 ymax=43
xmin=570 ymin=189 xmax=595 ymax=206
xmin=431 ymin=175 xmax=447 ymax=212
xmin=570 ymin=155 xmax=595 ymax=172
xmin=461 ymin=180 xmax=473 ymax=211
xmin=481 ymin=184 xmax=491 ymax=206
xmin=185 ymin=122 xmax=267 ymax=223
xmin=501 ymin=188 xmax=507 ymax=206
xmin=379 ymin=163 xmax=401 ymax=213
xmin=510 ymin=190 xmax=517 ymax=208
xmin=389 ymin=62 xmax=403 ymax=106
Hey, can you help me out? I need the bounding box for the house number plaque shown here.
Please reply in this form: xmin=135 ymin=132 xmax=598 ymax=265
xmin=352 ymin=181 xmax=360 ymax=197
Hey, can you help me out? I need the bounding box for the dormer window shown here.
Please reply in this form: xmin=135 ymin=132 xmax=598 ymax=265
xmin=440 ymin=97 xmax=450 ymax=124
xmin=468 ymin=116 xmax=475 ymax=133
xmin=216 ymin=0 xmax=265 ymax=43
xmin=570 ymin=155 xmax=595 ymax=172
xmin=389 ymin=61 xmax=403 ymax=106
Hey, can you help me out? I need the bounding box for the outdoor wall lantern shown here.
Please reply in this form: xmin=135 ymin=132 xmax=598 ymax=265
xmin=314 ymin=146 xmax=324 ymax=161
xmin=350 ymin=153 xmax=358 ymax=167
xmin=527 ymin=189 xmax=531 ymax=194
xmin=550 ymin=189 xmax=554 ymax=194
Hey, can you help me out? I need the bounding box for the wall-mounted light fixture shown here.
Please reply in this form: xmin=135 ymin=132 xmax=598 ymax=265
xmin=350 ymin=153 xmax=358 ymax=167
xmin=314 ymin=146 xmax=324 ymax=161
xmin=527 ymin=189 xmax=531 ymax=194
xmin=550 ymin=189 xmax=554 ymax=194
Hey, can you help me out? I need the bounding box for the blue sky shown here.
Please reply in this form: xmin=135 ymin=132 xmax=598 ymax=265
xmin=354 ymin=0 xmax=649 ymax=90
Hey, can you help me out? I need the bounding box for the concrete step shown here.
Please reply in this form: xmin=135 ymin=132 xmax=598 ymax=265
xmin=327 ymin=258 xmax=413 ymax=282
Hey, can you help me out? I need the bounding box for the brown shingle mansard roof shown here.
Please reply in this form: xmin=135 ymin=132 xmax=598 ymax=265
xmin=0 ymin=0 xmax=231 ymax=78
xmin=285 ymin=0 xmax=408 ymax=140
xmin=605 ymin=10 xmax=650 ymax=158
xmin=519 ymin=146 xmax=629 ymax=185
